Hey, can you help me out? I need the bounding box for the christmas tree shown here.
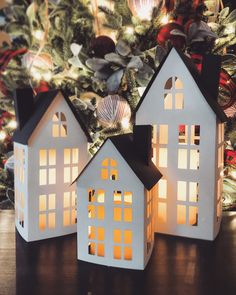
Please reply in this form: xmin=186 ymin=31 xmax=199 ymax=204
xmin=0 ymin=0 xmax=236 ymax=209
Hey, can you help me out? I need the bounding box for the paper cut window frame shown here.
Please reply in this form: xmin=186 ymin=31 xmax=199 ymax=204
xmin=39 ymin=149 xmax=56 ymax=185
xmin=39 ymin=193 xmax=56 ymax=230
xmin=88 ymin=189 xmax=105 ymax=220
xmin=164 ymin=77 xmax=184 ymax=110
xmin=63 ymin=191 xmax=77 ymax=226
xmin=88 ymin=226 xmax=105 ymax=257
xmin=113 ymin=229 xmax=132 ymax=260
xmin=64 ymin=148 xmax=79 ymax=183
xmin=52 ymin=112 xmax=67 ymax=137
xmin=101 ymin=158 xmax=118 ymax=180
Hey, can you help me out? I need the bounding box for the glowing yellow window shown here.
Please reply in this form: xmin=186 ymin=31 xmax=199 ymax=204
xmin=49 ymin=149 xmax=56 ymax=165
xmin=158 ymin=202 xmax=167 ymax=223
xmin=88 ymin=205 xmax=95 ymax=219
xmin=72 ymin=166 xmax=78 ymax=180
xmin=39 ymin=169 xmax=47 ymax=185
xmin=114 ymin=191 xmax=122 ymax=204
xmin=48 ymin=194 xmax=56 ymax=210
xmin=175 ymin=93 xmax=184 ymax=109
xmin=159 ymin=148 xmax=168 ymax=168
xmin=124 ymin=208 xmax=132 ymax=222
xmin=101 ymin=169 xmax=108 ymax=180
xmin=124 ymin=192 xmax=132 ymax=205
xmin=71 ymin=209 xmax=76 ymax=224
xmin=124 ymin=247 xmax=132 ymax=260
xmin=97 ymin=190 xmax=105 ymax=203
xmin=114 ymin=246 xmax=121 ymax=259
xmin=159 ymin=125 xmax=168 ymax=144
xmin=189 ymin=206 xmax=198 ymax=226
xmin=49 ymin=168 xmax=56 ymax=184
xmin=64 ymin=192 xmax=70 ymax=208
xmin=177 ymin=181 xmax=187 ymax=201
xmin=190 ymin=150 xmax=199 ymax=170
xmin=178 ymin=149 xmax=187 ymax=169
xmin=39 ymin=214 xmax=46 ymax=230
xmin=39 ymin=195 xmax=46 ymax=211
xmin=177 ymin=205 xmax=186 ymax=224
xmin=72 ymin=148 xmax=79 ymax=164
xmin=189 ymin=182 xmax=199 ymax=202
xmin=48 ymin=212 xmax=55 ymax=229
xmin=39 ymin=150 xmax=47 ymax=166
xmin=88 ymin=242 xmax=96 ymax=255
xmin=97 ymin=227 xmax=105 ymax=241
xmin=64 ymin=149 xmax=71 ymax=165
xmin=63 ymin=210 xmax=70 ymax=226
xmin=113 ymin=229 xmax=122 ymax=243
xmin=97 ymin=206 xmax=105 ymax=219
xmin=124 ymin=230 xmax=132 ymax=244
xmin=111 ymin=170 xmax=118 ymax=180
xmin=52 ymin=112 xmax=67 ymax=137
xmin=88 ymin=226 xmax=96 ymax=239
xmin=158 ymin=179 xmax=167 ymax=199
xmin=164 ymin=93 xmax=173 ymax=109
xmin=114 ymin=208 xmax=122 ymax=221
xmin=64 ymin=167 xmax=70 ymax=183
xmin=97 ymin=244 xmax=104 ymax=257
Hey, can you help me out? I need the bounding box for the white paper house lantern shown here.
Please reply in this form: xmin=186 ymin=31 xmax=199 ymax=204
xmin=13 ymin=89 xmax=92 ymax=242
xmin=136 ymin=47 xmax=227 ymax=241
xmin=75 ymin=125 xmax=162 ymax=270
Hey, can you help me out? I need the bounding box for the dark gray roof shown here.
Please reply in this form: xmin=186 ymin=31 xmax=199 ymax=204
xmin=74 ymin=133 xmax=162 ymax=191
xmin=13 ymin=90 xmax=92 ymax=144
xmin=135 ymin=47 xmax=228 ymax=122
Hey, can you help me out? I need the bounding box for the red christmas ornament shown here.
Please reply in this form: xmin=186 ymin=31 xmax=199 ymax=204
xmin=157 ymin=22 xmax=186 ymax=49
xmin=225 ymin=149 xmax=236 ymax=167
xmin=34 ymin=80 xmax=49 ymax=94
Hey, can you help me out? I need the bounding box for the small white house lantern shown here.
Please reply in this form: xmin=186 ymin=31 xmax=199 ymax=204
xmin=75 ymin=125 xmax=162 ymax=270
xmin=136 ymin=47 xmax=227 ymax=241
xmin=13 ymin=89 xmax=92 ymax=242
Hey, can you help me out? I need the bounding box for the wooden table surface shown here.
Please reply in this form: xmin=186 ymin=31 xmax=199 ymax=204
xmin=1 ymin=210 xmax=236 ymax=295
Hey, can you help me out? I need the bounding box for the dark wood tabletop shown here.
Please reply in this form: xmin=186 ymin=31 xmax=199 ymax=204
xmin=1 ymin=210 xmax=236 ymax=295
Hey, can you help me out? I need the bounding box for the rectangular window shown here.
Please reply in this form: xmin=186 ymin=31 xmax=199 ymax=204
xmin=124 ymin=192 xmax=132 ymax=205
xmin=39 ymin=194 xmax=56 ymax=230
xmin=39 ymin=149 xmax=56 ymax=185
xmin=39 ymin=169 xmax=47 ymax=185
xmin=189 ymin=206 xmax=198 ymax=226
xmin=124 ymin=208 xmax=132 ymax=222
xmin=64 ymin=167 xmax=70 ymax=183
xmin=189 ymin=182 xmax=199 ymax=202
xmin=158 ymin=179 xmax=167 ymax=199
xmin=159 ymin=125 xmax=168 ymax=144
xmin=190 ymin=150 xmax=199 ymax=170
xmin=63 ymin=191 xmax=77 ymax=226
xmin=88 ymin=227 xmax=105 ymax=257
xmin=159 ymin=148 xmax=168 ymax=168
xmin=191 ymin=125 xmax=200 ymax=145
xmin=178 ymin=149 xmax=187 ymax=169
xmin=175 ymin=93 xmax=184 ymax=109
xmin=113 ymin=230 xmax=132 ymax=261
xmin=178 ymin=125 xmax=188 ymax=145
xmin=64 ymin=148 xmax=79 ymax=183
xmin=177 ymin=205 xmax=186 ymax=224
xmin=114 ymin=191 xmax=122 ymax=204
xmin=114 ymin=208 xmax=122 ymax=221
xmin=39 ymin=149 xmax=47 ymax=166
xmin=49 ymin=168 xmax=56 ymax=184
xmin=39 ymin=195 xmax=47 ymax=211
xmin=113 ymin=246 xmax=122 ymax=259
xmin=164 ymin=93 xmax=172 ymax=109
xmin=113 ymin=229 xmax=122 ymax=243
xmin=158 ymin=202 xmax=167 ymax=223
xmin=177 ymin=181 xmax=187 ymax=201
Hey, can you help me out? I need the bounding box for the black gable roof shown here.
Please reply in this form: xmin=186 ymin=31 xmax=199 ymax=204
xmin=135 ymin=47 xmax=227 ymax=122
xmin=13 ymin=90 xmax=92 ymax=144
xmin=74 ymin=133 xmax=162 ymax=191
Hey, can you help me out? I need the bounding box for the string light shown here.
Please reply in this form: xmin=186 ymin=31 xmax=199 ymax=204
xmin=0 ymin=131 xmax=7 ymax=141
xmin=30 ymin=68 xmax=42 ymax=81
xmin=7 ymin=120 xmax=17 ymax=129
xmin=161 ymin=15 xmax=169 ymax=25
xmin=121 ymin=117 xmax=130 ymax=130
xmin=43 ymin=72 xmax=52 ymax=82
xmin=32 ymin=30 xmax=44 ymax=41
xmin=125 ymin=26 xmax=135 ymax=35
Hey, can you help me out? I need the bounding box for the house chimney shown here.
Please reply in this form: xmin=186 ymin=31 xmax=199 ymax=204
xmin=201 ymin=54 xmax=221 ymax=100
xmin=133 ymin=125 xmax=153 ymax=166
xmin=14 ymin=88 xmax=34 ymax=130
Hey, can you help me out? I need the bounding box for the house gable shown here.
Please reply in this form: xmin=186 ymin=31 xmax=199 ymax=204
xmin=77 ymin=139 xmax=144 ymax=190
xmin=28 ymin=92 xmax=88 ymax=148
xmin=136 ymin=47 xmax=227 ymax=124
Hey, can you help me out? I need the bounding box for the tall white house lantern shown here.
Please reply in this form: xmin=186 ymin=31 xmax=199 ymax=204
xmin=75 ymin=125 xmax=162 ymax=270
xmin=136 ymin=47 xmax=227 ymax=241
xmin=13 ymin=89 xmax=92 ymax=242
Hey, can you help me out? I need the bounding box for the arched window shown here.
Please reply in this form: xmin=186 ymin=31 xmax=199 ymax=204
xmin=101 ymin=158 xmax=118 ymax=180
xmin=52 ymin=112 xmax=67 ymax=137
xmin=164 ymin=77 xmax=184 ymax=110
